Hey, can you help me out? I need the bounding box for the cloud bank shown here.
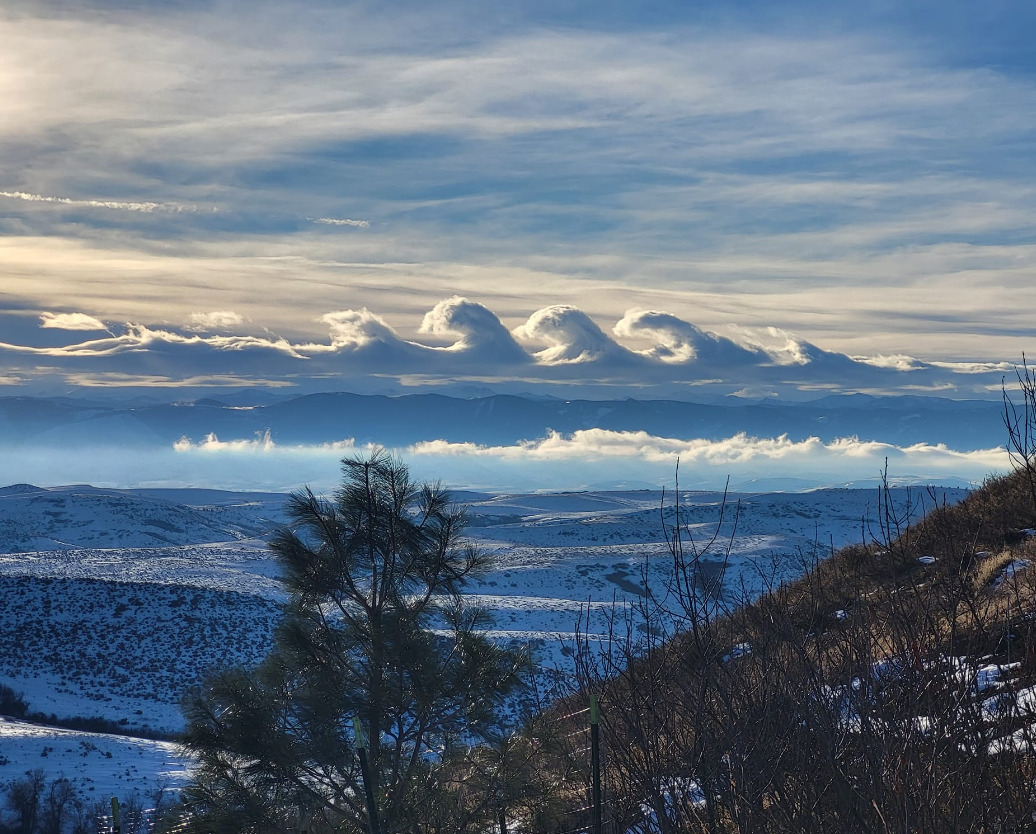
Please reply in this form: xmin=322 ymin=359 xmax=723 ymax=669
xmin=0 ymin=428 xmax=1004 ymax=493
xmin=0 ymin=298 xmax=1018 ymax=400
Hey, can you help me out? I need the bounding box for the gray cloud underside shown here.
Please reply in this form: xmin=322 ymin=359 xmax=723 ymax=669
xmin=0 ymin=298 xmax=1014 ymax=398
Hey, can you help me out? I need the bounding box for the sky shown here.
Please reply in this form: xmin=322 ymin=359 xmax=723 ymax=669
xmin=0 ymin=0 xmax=1034 ymax=403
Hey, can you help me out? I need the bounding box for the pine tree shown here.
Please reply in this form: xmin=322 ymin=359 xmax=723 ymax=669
xmin=180 ymin=451 xmax=531 ymax=833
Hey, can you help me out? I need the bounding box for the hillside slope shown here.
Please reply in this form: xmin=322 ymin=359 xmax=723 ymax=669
xmin=0 ymin=485 xmax=286 ymax=552
xmin=559 ymin=468 xmax=1036 ymax=834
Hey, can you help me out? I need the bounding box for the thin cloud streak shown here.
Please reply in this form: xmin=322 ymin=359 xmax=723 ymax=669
xmin=0 ymin=191 xmax=202 ymax=214
xmin=311 ymin=217 xmax=371 ymax=228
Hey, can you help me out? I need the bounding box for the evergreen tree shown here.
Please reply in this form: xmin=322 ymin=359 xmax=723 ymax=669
xmin=180 ymin=451 xmax=531 ymax=833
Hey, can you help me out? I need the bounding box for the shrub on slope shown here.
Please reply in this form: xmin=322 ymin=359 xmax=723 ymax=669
xmin=563 ymin=469 xmax=1036 ymax=834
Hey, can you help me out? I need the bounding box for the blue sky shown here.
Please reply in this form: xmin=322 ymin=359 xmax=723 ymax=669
xmin=0 ymin=0 xmax=1034 ymax=400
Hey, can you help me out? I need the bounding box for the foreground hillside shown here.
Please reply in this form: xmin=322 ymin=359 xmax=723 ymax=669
xmin=556 ymin=469 xmax=1036 ymax=833
xmin=1 ymin=471 xmax=1026 ymax=832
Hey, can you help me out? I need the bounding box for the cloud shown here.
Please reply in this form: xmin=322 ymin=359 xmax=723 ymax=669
xmin=0 ymin=427 xmax=983 ymax=493
xmin=728 ymin=325 xmax=931 ymax=385
xmin=39 ymin=312 xmax=108 ymax=331
xmin=184 ymin=311 xmax=245 ymax=332
xmin=61 ymin=372 xmax=295 ymax=389
xmin=102 ymin=429 xmax=1006 ymax=492
xmin=614 ymin=309 xmax=762 ymax=366
xmin=731 ymin=326 xmax=821 ymax=367
xmin=419 ymin=296 xmax=529 ymax=362
xmin=0 ymin=299 xmax=1024 ymax=399
xmin=513 ymin=305 xmax=639 ymax=365
xmin=173 ymin=430 xmax=358 ymax=455
xmin=311 ymin=217 xmax=370 ymax=228
xmin=404 ymin=430 xmax=1008 ymax=491
xmin=322 ymin=309 xmax=408 ymax=351
xmin=408 ymin=429 xmax=1007 ymax=469
xmin=0 ymin=190 xmax=200 ymax=214
xmin=855 ymin=354 xmax=926 ymax=371
xmin=0 ymin=325 xmax=312 ymax=385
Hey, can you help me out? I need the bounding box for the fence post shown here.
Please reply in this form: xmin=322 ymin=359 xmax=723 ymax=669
xmin=590 ymin=694 xmax=602 ymax=834
xmin=353 ymin=716 xmax=382 ymax=834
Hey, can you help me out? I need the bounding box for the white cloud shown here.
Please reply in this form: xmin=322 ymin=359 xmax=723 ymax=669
xmin=404 ymin=430 xmax=1008 ymax=491
xmin=513 ymin=305 xmax=637 ymax=365
xmin=613 ymin=309 xmax=761 ymax=366
xmin=731 ymin=326 xmax=818 ymax=366
xmin=0 ymin=7 xmax=1034 ymax=373
xmin=62 ymin=372 xmax=294 ymax=389
xmin=855 ymin=354 xmax=925 ymax=371
xmin=419 ymin=296 xmax=529 ymax=361
xmin=147 ymin=429 xmax=1011 ymax=492
xmin=0 ymin=190 xmax=200 ymax=213
xmin=408 ymin=430 xmax=1006 ymax=468
xmin=311 ymin=217 xmax=370 ymax=228
xmin=0 ymin=299 xmax=1023 ymax=398
xmin=173 ymin=430 xmax=358 ymax=455
xmin=38 ymin=312 xmax=107 ymax=331
xmin=322 ymin=309 xmax=405 ymax=350
xmin=184 ymin=311 xmax=245 ymax=332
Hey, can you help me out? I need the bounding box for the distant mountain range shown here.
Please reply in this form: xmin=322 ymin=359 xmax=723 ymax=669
xmin=0 ymin=391 xmax=1010 ymax=450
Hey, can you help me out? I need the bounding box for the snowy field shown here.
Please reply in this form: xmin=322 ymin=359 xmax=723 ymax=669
xmin=0 ymin=482 xmax=967 ymax=800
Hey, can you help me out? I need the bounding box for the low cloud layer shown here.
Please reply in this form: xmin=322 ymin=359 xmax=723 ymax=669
xmin=0 ymin=428 xmax=1006 ymax=493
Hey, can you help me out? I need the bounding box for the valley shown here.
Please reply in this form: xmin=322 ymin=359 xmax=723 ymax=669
xmin=0 ymin=481 xmax=966 ymax=803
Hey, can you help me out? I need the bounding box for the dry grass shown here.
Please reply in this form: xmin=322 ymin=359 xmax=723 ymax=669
xmin=564 ymin=465 xmax=1036 ymax=833
xmin=972 ymin=549 xmax=1018 ymax=589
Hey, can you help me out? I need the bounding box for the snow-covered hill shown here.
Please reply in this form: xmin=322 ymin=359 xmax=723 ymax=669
xmin=0 ymin=482 xmax=968 ymax=802
xmin=0 ymin=484 xmax=286 ymax=552
xmin=0 ymin=718 xmax=188 ymax=808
